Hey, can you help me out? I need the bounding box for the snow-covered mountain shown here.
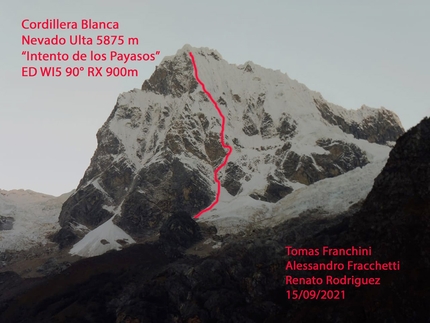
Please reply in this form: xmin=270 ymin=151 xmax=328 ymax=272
xmin=1 ymin=118 xmax=428 ymax=323
xmin=0 ymin=189 xmax=72 ymax=252
xmin=54 ymin=45 xmax=404 ymax=257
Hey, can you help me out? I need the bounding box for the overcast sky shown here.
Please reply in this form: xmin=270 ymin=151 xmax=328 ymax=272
xmin=0 ymin=0 xmax=429 ymax=196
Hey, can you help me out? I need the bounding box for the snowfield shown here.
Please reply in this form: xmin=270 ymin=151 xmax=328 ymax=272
xmin=0 ymin=189 xmax=72 ymax=252
xmin=69 ymin=215 xmax=135 ymax=257
xmin=199 ymin=158 xmax=388 ymax=234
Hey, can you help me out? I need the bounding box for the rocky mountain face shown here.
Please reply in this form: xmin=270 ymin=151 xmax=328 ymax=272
xmin=54 ymin=45 xmax=404 ymax=255
xmin=314 ymin=99 xmax=404 ymax=145
xmin=1 ymin=118 xmax=427 ymax=323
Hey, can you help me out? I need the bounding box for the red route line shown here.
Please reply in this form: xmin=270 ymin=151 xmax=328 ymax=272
xmin=189 ymin=51 xmax=233 ymax=219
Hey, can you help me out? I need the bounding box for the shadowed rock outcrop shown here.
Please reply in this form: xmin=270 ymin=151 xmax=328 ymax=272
xmin=0 ymin=216 xmax=14 ymax=230
xmin=159 ymin=211 xmax=203 ymax=249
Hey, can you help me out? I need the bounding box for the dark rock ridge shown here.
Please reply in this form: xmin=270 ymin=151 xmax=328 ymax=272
xmin=0 ymin=118 xmax=428 ymax=322
xmin=285 ymin=117 xmax=430 ymax=322
xmin=55 ymin=45 xmax=404 ymax=249
xmin=35 ymin=258 xmax=71 ymax=276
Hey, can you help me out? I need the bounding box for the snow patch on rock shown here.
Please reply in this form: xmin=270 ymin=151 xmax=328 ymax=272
xmin=69 ymin=215 xmax=135 ymax=257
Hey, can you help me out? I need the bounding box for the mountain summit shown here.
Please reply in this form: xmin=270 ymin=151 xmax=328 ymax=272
xmin=54 ymin=45 xmax=404 ymax=256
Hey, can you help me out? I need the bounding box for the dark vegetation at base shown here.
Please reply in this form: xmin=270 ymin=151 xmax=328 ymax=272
xmin=0 ymin=118 xmax=429 ymax=323
xmin=0 ymin=243 xmax=172 ymax=322
xmin=0 ymin=210 xmax=351 ymax=322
